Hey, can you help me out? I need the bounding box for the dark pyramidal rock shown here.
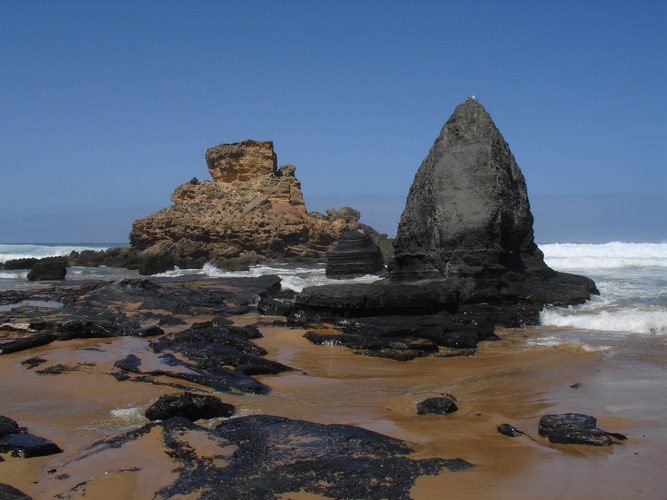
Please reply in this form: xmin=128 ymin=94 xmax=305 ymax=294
xmin=291 ymin=98 xmax=597 ymax=326
xmin=391 ymin=97 xmax=551 ymax=280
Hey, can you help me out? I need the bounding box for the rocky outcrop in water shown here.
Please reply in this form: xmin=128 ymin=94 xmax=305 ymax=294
xmin=129 ymin=139 xmax=371 ymax=274
xmin=289 ymin=98 xmax=598 ymax=357
xmin=26 ymin=257 xmax=67 ymax=281
xmin=144 ymin=392 xmax=235 ymax=421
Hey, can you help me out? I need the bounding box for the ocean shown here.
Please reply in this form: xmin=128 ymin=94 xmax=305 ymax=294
xmin=1 ymin=241 xmax=666 ymax=340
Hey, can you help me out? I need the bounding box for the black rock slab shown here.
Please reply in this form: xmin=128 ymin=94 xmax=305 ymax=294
xmin=538 ymin=413 xmax=621 ymax=446
xmin=0 ymin=432 xmax=63 ymax=458
xmin=111 ymin=323 xmax=295 ymax=395
xmin=497 ymin=423 xmax=527 ymax=438
xmin=1 ymin=258 xmax=39 ymax=270
xmin=59 ymin=415 xmax=474 ymax=499
xmin=145 ymin=392 xmax=235 ymax=421
xmin=0 ymin=333 xmax=57 ymax=355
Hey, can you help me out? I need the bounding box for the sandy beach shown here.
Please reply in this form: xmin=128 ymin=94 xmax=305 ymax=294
xmin=1 ymin=309 xmax=664 ymax=499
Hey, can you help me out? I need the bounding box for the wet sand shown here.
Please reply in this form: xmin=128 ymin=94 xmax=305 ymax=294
xmin=1 ymin=315 xmax=665 ymax=499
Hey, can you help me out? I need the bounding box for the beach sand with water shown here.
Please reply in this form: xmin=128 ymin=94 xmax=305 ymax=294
xmin=0 ymin=314 xmax=664 ymax=499
xmin=0 ymin=242 xmax=665 ymax=499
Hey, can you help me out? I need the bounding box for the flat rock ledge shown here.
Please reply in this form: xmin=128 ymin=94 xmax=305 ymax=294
xmin=281 ymin=272 xmax=597 ymax=359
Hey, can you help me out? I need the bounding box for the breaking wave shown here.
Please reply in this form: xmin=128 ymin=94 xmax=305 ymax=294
xmin=540 ymin=242 xmax=667 ymax=270
xmin=538 ymin=243 xmax=667 ymax=336
xmin=540 ymin=303 xmax=667 ymax=335
xmin=0 ymin=243 xmax=121 ymax=264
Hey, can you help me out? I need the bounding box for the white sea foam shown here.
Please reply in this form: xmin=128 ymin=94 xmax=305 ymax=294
xmin=110 ymin=406 xmax=147 ymax=423
xmin=540 ymin=242 xmax=667 ymax=270
xmin=540 ymin=306 xmax=667 ymax=335
xmin=156 ymin=262 xmax=383 ymax=292
xmin=0 ymin=271 xmax=26 ymax=279
xmin=0 ymin=243 xmax=119 ymax=263
xmin=525 ymin=335 xmax=611 ymax=352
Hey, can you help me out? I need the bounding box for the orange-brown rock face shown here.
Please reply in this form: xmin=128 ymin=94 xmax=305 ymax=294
xmin=205 ymin=139 xmax=277 ymax=183
xmin=129 ymin=140 xmax=363 ymax=273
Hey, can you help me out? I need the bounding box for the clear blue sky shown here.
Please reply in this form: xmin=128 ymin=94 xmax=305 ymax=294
xmin=1 ymin=0 xmax=665 ymax=243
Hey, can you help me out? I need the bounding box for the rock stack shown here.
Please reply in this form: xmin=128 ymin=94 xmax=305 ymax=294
xmin=325 ymin=230 xmax=384 ymax=278
xmin=129 ymin=140 xmax=369 ymax=274
xmin=292 ymin=98 xmax=597 ymax=328
xmin=391 ymin=97 xmax=552 ymax=280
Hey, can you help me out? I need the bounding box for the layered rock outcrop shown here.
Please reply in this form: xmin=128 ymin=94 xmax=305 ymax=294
xmin=129 ymin=140 xmax=373 ymax=274
xmin=325 ymin=230 xmax=384 ymax=278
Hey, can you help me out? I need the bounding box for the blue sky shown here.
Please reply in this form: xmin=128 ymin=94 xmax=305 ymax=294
xmin=1 ymin=0 xmax=665 ymax=243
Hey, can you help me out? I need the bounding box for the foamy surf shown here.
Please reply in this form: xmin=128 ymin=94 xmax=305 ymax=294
xmin=538 ymin=242 xmax=667 ymax=336
xmin=156 ymin=262 xmax=383 ymax=292
xmin=540 ymin=242 xmax=667 ymax=270
xmin=540 ymin=305 xmax=666 ymax=335
xmin=0 ymin=243 xmax=120 ymax=263
xmin=110 ymin=406 xmax=148 ymax=424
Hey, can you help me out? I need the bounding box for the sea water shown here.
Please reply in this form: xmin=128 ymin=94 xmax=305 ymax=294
xmin=539 ymin=242 xmax=667 ymax=337
xmin=1 ymin=242 xmax=665 ymax=340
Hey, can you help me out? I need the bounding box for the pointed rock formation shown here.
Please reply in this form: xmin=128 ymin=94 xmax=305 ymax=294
xmin=129 ymin=140 xmax=370 ymax=274
xmin=391 ymin=97 xmax=552 ymax=280
xmin=291 ymin=99 xmax=598 ymax=340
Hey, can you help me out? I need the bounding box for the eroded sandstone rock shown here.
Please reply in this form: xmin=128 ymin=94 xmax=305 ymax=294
xmin=130 ymin=140 xmax=366 ymax=274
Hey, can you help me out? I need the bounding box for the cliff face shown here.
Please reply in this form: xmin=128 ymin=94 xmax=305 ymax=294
xmin=391 ymin=98 xmax=553 ymax=280
xmin=130 ymin=140 xmax=362 ymax=273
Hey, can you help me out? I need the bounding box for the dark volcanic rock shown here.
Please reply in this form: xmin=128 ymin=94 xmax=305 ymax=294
xmin=538 ymin=413 xmax=624 ymax=446
xmin=0 ymin=417 xmax=19 ymax=438
xmin=391 ymin=97 xmax=552 ymax=281
xmin=20 ymin=357 xmax=47 ymax=370
xmin=326 ymin=230 xmax=384 ymax=278
xmin=417 ymin=396 xmax=458 ymax=415
xmin=26 ymin=257 xmax=67 ymax=281
xmin=145 ymin=392 xmax=235 ymax=421
xmin=59 ymin=415 xmax=474 ymax=499
xmin=112 ymin=321 xmax=297 ymax=395
xmin=0 ymin=432 xmax=63 ymax=458
xmin=497 ymin=423 xmax=527 ymax=438
xmin=0 ymin=483 xmax=32 ymax=499
xmin=1 ymin=258 xmax=39 ymax=270
xmin=0 ymin=333 xmax=57 ymax=355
